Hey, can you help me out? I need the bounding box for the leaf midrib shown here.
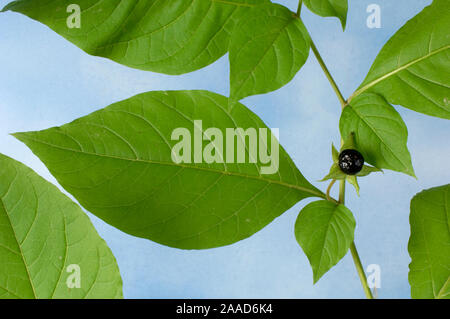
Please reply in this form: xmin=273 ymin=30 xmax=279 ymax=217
xmin=16 ymin=134 xmax=325 ymax=199
xmin=315 ymin=208 xmax=338 ymax=281
xmin=212 ymin=0 xmax=257 ymax=7
xmin=349 ymin=105 xmax=412 ymax=175
xmin=437 ymin=276 xmax=450 ymax=299
xmin=349 ymin=44 xmax=450 ymax=103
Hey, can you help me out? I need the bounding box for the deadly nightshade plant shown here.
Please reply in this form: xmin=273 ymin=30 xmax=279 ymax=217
xmin=0 ymin=0 xmax=449 ymax=299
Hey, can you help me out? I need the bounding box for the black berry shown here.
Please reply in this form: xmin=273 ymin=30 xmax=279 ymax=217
xmin=338 ymin=149 xmax=364 ymax=175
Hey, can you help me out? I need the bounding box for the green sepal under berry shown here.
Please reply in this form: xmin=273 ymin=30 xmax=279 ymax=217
xmin=321 ymin=163 xmax=381 ymax=182
xmin=357 ymin=165 xmax=383 ymax=177
xmin=331 ymin=143 xmax=339 ymax=162
xmin=346 ymin=175 xmax=360 ymax=195
xmin=346 ymin=166 xmax=382 ymax=196
xmin=320 ymin=141 xmax=382 ymax=182
xmin=341 ymin=132 xmax=357 ymax=151
xmin=320 ymin=163 xmax=347 ymax=181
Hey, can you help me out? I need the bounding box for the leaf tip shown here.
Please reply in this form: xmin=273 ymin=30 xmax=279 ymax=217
xmin=406 ymin=166 xmax=417 ymax=179
xmin=312 ymin=273 xmax=322 ymax=285
xmin=11 ymin=131 xmax=34 ymax=146
xmin=10 ymin=131 xmax=25 ymax=141
xmin=340 ymin=19 xmax=347 ymax=31
xmin=1 ymin=1 xmax=19 ymax=12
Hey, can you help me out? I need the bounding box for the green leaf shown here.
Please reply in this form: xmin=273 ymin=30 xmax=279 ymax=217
xmin=340 ymin=93 xmax=415 ymax=177
xmin=229 ymin=3 xmax=310 ymax=101
xmin=0 ymin=153 xmax=122 ymax=299
xmin=349 ymin=0 xmax=450 ymax=119
xmin=408 ymin=184 xmax=450 ymax=299
xmin=3 ymin=0 xmax=268 ymax=75
xmin=295 ymin=200 xmax=355 ymax=283
xmin=303 ymin=0 xmax=348 ymax=30
xmin=13 ymin=90 xmax=324 ymax=250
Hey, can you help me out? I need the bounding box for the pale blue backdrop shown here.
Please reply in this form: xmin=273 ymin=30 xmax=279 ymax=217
xmin=1 ymin=0 xmax=448 ymax=298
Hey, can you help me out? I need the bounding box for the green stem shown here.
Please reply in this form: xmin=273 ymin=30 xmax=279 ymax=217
xmin=296 ymin=0 xmax=302 ymax=17
xmin=295 ymin=0 xmax=371 ymax=297
xmin=339 ymin=180 xmax=374 ymax=299
xmin=310 ymin=40 xmax=347 ymax=108
xmin=305 ymin=16 xmax=372 ymax=297
xmin=350 ymin=242 xmax=374 ymax=299
xmin=338 ymin=179 xmax=346 ymax=203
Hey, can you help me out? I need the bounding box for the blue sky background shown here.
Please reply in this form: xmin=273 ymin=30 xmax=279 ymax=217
xmin=0 ymin=0 xmax=449 ymax=298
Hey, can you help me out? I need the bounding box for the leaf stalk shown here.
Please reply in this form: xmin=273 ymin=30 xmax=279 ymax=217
xmin=326 ymin=179 xmax=336 ymax=201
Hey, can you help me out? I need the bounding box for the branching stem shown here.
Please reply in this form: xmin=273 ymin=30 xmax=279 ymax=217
xmin=296 ymin=2 xmax=373 ymax=298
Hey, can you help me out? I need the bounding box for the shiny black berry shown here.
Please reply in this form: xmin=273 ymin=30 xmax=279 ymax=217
xmin=338 ymin=149 xmax=364 ymax=175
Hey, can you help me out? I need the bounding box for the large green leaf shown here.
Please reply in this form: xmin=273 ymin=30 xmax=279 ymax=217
xmin=13 ymin=90 xmax=324 ymax=249
xmin=295 ymin=200 xmax=355 ymax=283
xmin=2 ymin=0 xmax=268 ymax=75
xmin=408 ymin=184 xmax=450 ymax=299
xmin=349 ymin=0 xmax=450 ymax=119
xmin=229 ymin=3 xmax=310 ymax=101
xmin=0 ymin=153 xmax=122 ymax=299
xmin=340 ymin=93 xmax=415 ymax=177
xmin=303 ymin=0 xmax=348 ymax=30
